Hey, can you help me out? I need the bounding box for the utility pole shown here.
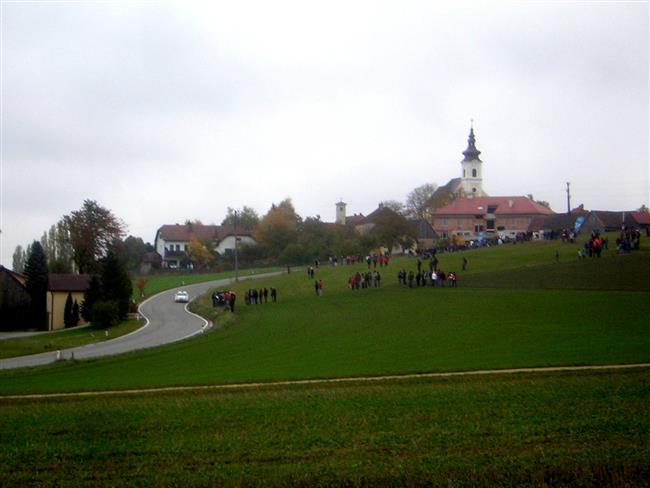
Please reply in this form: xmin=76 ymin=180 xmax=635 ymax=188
xmin=566 ymin=182 xmax=571 ymax=214
xmin=234 ymin=210 xmax=239 ymax=282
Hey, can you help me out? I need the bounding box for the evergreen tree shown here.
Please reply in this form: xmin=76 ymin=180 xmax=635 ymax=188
xmin=72 ymin=299 xmax=80 ymax=327
xmin=24 ymin=241 xmax=49 ymax=329
xmin=81 ymin=275 xmax=102 ymax=322
xmin=100 ymin=251 xmax=133 ymax=320
xmin=64 ymin=292 xmax=74 ymax=328
xmin=12 ymin=245 xmax=26 ymax=273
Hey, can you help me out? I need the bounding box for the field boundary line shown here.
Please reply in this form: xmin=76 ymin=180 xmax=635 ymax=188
xmin=2 ymin=362 xmax=650 ymax=400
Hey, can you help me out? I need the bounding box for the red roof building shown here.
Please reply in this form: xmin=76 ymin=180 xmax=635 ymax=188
xmin=430 ymin=196 xmax=554 ymax=241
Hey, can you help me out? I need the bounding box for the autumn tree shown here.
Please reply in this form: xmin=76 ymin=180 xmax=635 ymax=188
xmin=64 ymin=200 xmax=126 ymax=273
xmin=405 ymin=183 xmax=438 ymax=220
xmin=186 ymin=239 xmax=214 ymax=269
xmin=221 ymin=206 xmax=260 ymax=231
xmin=256 ymin=199 xmax=301 ymax=257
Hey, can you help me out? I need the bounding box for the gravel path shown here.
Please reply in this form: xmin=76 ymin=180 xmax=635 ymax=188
xmin=2 ymin=362 xmax=649 ymax=400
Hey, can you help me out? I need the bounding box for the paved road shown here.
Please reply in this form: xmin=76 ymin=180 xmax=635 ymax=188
xmin=0 ymin=272 xmax=282 ymax=371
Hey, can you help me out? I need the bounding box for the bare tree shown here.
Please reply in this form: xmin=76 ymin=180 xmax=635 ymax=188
xmin=406 ymin=183 xmax=438 ymax=220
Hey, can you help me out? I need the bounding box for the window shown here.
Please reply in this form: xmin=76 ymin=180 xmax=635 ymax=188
xmin=487 ymin=205 xmax=498 ymax=214
xmin=472 ymin=169 xmax=477 ymax=177
xmin=486 ymin=220 xmax=495 ymax=230
xmin=474 ymin=224 xmax=484 ymax=232
xmin=457 ymin=218 xmax=463 ymax=227
xmin=463 ymin=169 xmax=466 ymax=177
xmin=442 ymin=218 xmax=448 ymax=225
xmin=472 ymin=187 xmax=477 ymax=193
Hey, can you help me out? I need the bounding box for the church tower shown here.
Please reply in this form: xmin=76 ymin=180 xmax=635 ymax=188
xmin=335 ymin=200 xmax=347 ymax=225
xmin=460 ymin=125 xmax=485 ymax=197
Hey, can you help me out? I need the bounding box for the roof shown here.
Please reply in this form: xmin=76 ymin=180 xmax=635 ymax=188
xmin=431 ymin=196 xmax=555 ymax=217
xmin=48 ymin=274 xmax=92 ymax=292
xmin=0 ymin=265 xmax=27 ymax=288
xmin=462 ymin=127 xmax=482 ymax=162
xmin=591 ymin=211 xmax=625 ymax=229
xmin=156 ymin=223 xmax=254 ymax=243
xmin=362 ymin=205 xmax=406 ymax=224
xmin=345 ymin=214 xmax=366 ymax=226
xmin=630 ymin=212 xmax=650 ymax=226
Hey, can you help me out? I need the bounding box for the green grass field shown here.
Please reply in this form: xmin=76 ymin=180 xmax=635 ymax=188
xmin=1 ymin=235 xmax=649 ymax=485
xmin=0 ymin=319 xmax=143 ymax=360
xmin=131 ymin=267 xmax=283 ymax=302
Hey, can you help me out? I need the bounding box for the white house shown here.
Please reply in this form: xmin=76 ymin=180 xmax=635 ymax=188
xmin=154 ymin=223 xmax=256 ymax=269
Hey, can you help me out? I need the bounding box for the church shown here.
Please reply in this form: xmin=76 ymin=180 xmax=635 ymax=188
xmin=427 ymin=127 xmax=554 ymax=242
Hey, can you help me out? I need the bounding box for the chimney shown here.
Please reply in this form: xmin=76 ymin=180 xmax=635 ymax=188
xmin=508 ymin=199 xmax=513 ymax=208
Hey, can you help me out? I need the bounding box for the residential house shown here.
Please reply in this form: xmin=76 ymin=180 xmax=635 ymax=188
xmin=0 ymin=266 xmax=32 ymax=331
xmin=47 ymin=274 xmax=91 ymax=331
xmin=154 ymin=223 xmax=257 ymax=269
xmin=431 ymin=196 xmax=555 ymax=242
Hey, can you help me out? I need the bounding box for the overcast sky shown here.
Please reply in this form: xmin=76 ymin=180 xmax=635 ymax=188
xmin=1 ymin=1 xmax=648 ymax=267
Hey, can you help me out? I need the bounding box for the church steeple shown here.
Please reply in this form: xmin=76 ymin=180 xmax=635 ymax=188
xmin=460 ymin=123 xmax=485 ymax=197
xmin=462 ymin=126 xmax=482 ymax=162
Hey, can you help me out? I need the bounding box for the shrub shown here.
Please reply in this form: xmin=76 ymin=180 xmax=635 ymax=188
xmin=91 ymin=300 xmax=119 ymax=329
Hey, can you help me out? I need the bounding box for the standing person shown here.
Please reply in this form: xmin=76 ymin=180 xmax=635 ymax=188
xmin=417 ymin=259 xmax=422 ymax=274
xmin=270 ymin=287 xmax=277 ymax=302
xmin=228 ymin=292 xmax=236 ymax=312
xmin=407 ymin=271 xmax=414 ymax=288
xmin=314 ymin=280 xmax=320 ymax=295
xmin=462 ymin=256 xmax=468 ymax=271
xmin=263 ymin=288 xmax=269 ymax=303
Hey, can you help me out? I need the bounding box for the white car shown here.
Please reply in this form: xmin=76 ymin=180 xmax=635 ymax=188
xmin=174 ymin=290 xmax=189 ymax=303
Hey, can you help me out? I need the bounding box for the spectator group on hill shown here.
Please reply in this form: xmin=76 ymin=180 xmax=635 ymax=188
xmin=244 ymin=287 xmax=278 ymax=305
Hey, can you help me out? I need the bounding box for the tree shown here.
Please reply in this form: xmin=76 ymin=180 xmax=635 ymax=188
xmin=72 ymin=300 xmax=80 ymax=327
xmin=64 ymin=200 xmax=126 ymax=273
xmin=12 ymin=245 xmax=26 ymax=273
xmin=135 ymin=277 xmax=147 ymax=298
xmin=99 ymin=251 xmax=133 ymax=321
xmin=122 ymin=235 xmax=148 ymax=271
xmin=381 ymin=200 xmax=406 ymax=216
xmin=405 ymin=183 xmax=438 ymax=220
xmin=637 ymin=204 xmax=649 ymax=213
xmin=64 ymin=293 xmax=74 ymax=328
xmin=255 ymin=199 xmax=301 ymax=257
xmin=24 ymin=241 xmax=49 ymax=329
xmin=369 ymin=208 xmax=417 ymax=253
xmin=81 ymin=275 xmax=102 ymax=323
xmin=186 ymin=239 xmax=214 ymax=269
xmin=221 ymin=206 xmax=260 ymax=231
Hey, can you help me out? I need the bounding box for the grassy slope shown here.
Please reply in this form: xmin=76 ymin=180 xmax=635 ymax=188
xmin=1 ymin=238 xmax=648 ymax=394
xmin=1 ymin=369 xmax=648 ymax=486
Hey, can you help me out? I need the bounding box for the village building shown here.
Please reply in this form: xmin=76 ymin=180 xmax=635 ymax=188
xmin=154 ymin=222 xmax=257 ymax=269
xmin=428 ymin=127 xmax=555 ymax=241
xmin=0 ymin=266 xmax=31 ymax=331
xmin=46 ymin=274 xmax=91 ymax=331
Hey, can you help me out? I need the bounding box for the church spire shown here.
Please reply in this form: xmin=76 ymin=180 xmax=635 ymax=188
xmin=462 ymin=125 xmax=482 ymax=162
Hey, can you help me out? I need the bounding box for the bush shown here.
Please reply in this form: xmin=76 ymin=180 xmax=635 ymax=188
xmin=91 ymin=300 xmax=119 ymax=329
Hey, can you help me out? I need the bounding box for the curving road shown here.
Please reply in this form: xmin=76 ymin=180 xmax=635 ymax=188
xmin=0 ymin=272 xmax=282 ymax=371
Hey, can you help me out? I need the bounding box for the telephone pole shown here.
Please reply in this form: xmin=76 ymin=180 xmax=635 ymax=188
xmin=566 ymin=182 xmax=571 ymax=214
xmin=234 ymin=210 xmax=239 ymax=282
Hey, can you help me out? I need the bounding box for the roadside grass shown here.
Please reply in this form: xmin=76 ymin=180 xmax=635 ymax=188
xmin=0 ymin=319 xmax=143 ymax=360
xmin=131 ymin=266 xmax=283 ymax=302
xmin=1 ymin=368 xmax=648 ymax=486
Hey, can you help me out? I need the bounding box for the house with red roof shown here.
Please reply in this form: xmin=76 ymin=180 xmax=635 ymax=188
xmin=431 ymin=196 xmax=554 ymax=241
xmin=154 ymin=222 xmax=256 ymax=269
xmin=427 ymin=127 xmax=555 ymax=241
